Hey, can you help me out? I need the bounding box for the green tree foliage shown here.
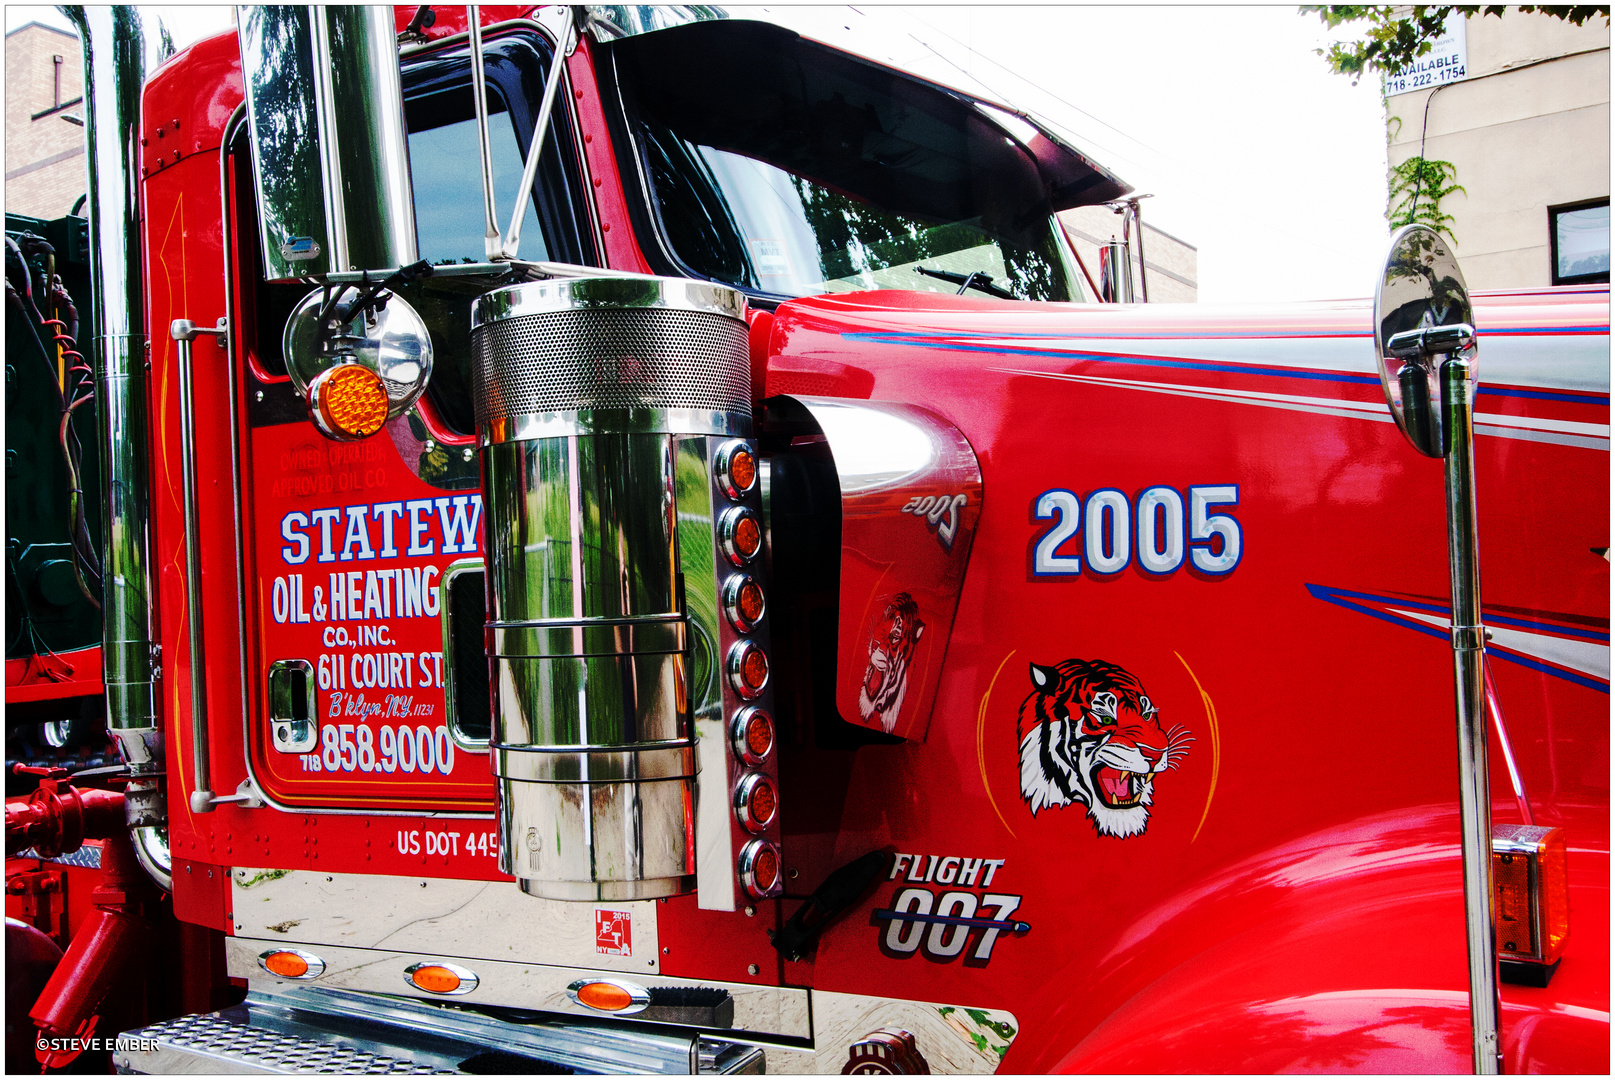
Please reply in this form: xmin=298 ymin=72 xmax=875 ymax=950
xmin=1304 ymin=5 xmax=1610 ymax=83
xmin=1387 ymin=156 xmax=1465 ymax=235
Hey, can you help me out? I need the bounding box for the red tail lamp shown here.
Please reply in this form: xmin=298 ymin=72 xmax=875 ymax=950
xmin=731 ymin=707 xmax=775 ymax=766
xmin=727 ymin=641 xmax=770 ymax=699
xmin=716 ymin=440 xmax=759 ymax=498
xmin=403 ymin=961 xmax=478 ymax=995
xmin=723 ymin=575 xmax=767 ymax=632
xmin=258 ymin=949 xmax=324 ymax=980
xmin=719 ymin=507 xmax=763 ymax=566
xmin=738 ymin=839 xmax=781 ymax=899
xmin=566 ymin=978 xmax=651 ymax=1015
xmin=734 ymin=773 xmax=778 ymax=833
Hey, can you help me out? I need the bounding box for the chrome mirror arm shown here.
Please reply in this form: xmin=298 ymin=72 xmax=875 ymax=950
xmin=499 ymin=5 xmax=577 ymax=261
xmin=467 ymin=6 xmax=502 ymax=259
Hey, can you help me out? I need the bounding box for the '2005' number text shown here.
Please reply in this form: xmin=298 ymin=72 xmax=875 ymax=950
xmin=1033 ymin=484 xmax=1240 ymax=577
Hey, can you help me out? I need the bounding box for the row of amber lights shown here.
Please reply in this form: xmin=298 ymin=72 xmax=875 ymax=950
xmin=715 ymin=440 xmax=781 ymax=900
xmin=258 ymin=952 xmax=658 ymax=1016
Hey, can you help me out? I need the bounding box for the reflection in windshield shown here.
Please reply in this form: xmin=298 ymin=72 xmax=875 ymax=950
xmin=648 ymin=135 xmax=1077 ymax=302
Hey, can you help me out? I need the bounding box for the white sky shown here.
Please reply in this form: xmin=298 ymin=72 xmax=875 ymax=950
xmin=6 ymin=5 xmax=1390 ymax=303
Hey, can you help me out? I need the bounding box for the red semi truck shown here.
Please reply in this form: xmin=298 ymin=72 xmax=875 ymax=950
xmin=6 ymin=6 xmax=1608 ymax=1074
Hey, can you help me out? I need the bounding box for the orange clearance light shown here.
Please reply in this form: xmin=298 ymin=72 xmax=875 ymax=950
xmin=719 ymin=507 xmax=763 ymax=566
xmin=403 ymin=961 xmax=478 ymax=995
xmin=723 ymin=575 xmax=767 ymax=632
xmin=728 ymin=641 xmax=769 ymax=698
xmin=309 ymin=362 xmax=390 ymax=440
xmin=716 ymin=440 xmax=758 ymax=498
xmin=738 ymin=839 xmax=781 ymax=899
xmin=1493 ymin=824 xmax=1569 ymax=985
xmin=735 ymin=774 xmax=778 ymax=832
xmin=731 ymin=707 xmax=775 ymax=765
xmin=567 ymin=979 xmax=651 ymax=1015
xmin=258 ymin=949 xmax=323 ymax=979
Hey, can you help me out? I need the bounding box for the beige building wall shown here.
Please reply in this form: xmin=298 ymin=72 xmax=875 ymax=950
xmin=1058 ymin=204 xmax=1198 ymax=303
xmin=1386 ymin=10 xmax=1609 ymax=289
xmin=6 ymin=22 xmax=88 ymax=220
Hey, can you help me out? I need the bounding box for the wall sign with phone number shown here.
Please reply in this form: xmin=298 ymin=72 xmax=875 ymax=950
xmin=1032 ymin=484 xmax=1241 ymax=577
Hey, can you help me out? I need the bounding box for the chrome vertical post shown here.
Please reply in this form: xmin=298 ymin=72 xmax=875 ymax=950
xmin=500 ymin=5 xmax=576 ymax=259
xmin=1442 ymin=350 xmax=1503 ymax=1075
xmin=467 ymin=7 xmax=502 ymax=259
xmin=171 ymin=319 xmax=228 ymax=814
xmin=63 ymin=5 xmax=165 ymax=818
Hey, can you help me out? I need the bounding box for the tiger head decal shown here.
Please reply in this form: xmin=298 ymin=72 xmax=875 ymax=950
xmin=858 ymin=593 xmax=924 ymax=733
xmin=1018 ymin=658 xmax=1193 ymax=839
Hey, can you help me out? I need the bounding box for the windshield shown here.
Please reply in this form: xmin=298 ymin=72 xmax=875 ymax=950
xmin=609 ymin=20 xmax=1098 ymax=303
xmin=640 ymin=128 xmax=1078 ymax=301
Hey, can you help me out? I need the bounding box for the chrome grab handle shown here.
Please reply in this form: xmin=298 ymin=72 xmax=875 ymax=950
xmin=171 ymin=317 xmax=231 ymax=814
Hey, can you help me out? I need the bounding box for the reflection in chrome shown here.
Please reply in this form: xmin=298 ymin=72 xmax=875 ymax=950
xmin=282 ymin=287 xmax=435 ymax=422
xmin=800 ymin=402 xmax=936 ymax=492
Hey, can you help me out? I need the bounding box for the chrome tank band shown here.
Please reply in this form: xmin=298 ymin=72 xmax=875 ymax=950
xmin=472 ymin=276 xmax=749 ymax=901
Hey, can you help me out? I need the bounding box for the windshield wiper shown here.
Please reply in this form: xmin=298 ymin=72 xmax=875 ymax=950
xmin=914 ymin=264 xmax=1016 ymax=300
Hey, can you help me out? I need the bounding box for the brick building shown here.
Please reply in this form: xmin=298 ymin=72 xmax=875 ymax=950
xmin=6 ymin=21 xmax=87 ymax=220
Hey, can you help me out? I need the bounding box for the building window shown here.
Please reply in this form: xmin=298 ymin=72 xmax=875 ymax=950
xmin=1549 ymin=199 xmax=1609 ymax=285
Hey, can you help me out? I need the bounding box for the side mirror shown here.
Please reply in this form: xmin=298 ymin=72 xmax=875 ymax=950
xmin=1373 ymin=224 xmax=1475 ymax=457
xmin=236 ymin=6 xmax=418 ymax=282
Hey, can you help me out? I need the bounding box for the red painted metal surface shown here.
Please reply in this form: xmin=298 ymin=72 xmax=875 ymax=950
xmin=5 ymin=647 xmax=103 ymax=703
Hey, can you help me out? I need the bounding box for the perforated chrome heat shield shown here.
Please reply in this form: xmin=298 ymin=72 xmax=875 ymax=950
xmin=470 ymin=277 xmax=750 ymax=901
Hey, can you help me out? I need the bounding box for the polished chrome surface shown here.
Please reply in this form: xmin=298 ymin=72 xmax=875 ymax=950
xmin=131 ymin=825 xmax=173 ymax=893
xmin=65 ymin=6 xmax=162 ymax=779
xmin=472 ymin=275 xmax=746 ymax=328
xmin=258 ymin=948 xmax=326 ymax=980
xmin=585 ymin=5 xmax=734 ymax=41
xmin=173 ymin=318 xmax=230 ymax=814
xmin=404 ymin=959 xmax=479 ymax=994
xmin=500 ymin=5 xmax=577 ymax=260
xmin=1099 ymin=238 xmax=1134 ymax=303
xmin=1373 ymin=227 xmax=1499 ymax=1075
xmin=267 ymin=659 xmax=318 ymax=754
xmin=566 ymin=977 xmax=651 ymax=1015
xmin=467 ymin=8 xmax=503 ymax=260
xmin=282 ymin=286 xmax=434 ymax=419
xmin=1374 ymin=225 xmax=1475 ymax=459
xmin=237 ymin=6 xmax=417 ymax=281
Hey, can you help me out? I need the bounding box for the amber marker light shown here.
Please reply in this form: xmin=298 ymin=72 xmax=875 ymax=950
xmin=716 ymin=439 xmax=759 ymax=498
xmin=723 ymin=574 xmax=766 ymax=632
xmin=735 ymin=773 xmax=778 ymax=832
xmin=728 ymin=641 xmax=769 ymax=699
xmin=309 ymin=362 xmax=390 ymax=440
xmin=1492 ymin=824 xmax=1570 ymax=982
xmin=738 ymin=839 xmax=781 ymax=899
xmin=403 ymin=961 xmax=478 ymax=995
xmin=258 ymin=949 xmax=323 ymax=979
xmin=719 ymin=507 xmax=763 ymax=566
xmin=731 ymin=707 xmax=775 ymax=766
xmin=566 ymin=979 xmax=651 ymax=1015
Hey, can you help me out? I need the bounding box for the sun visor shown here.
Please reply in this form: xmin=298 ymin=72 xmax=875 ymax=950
xmin=769 ymin=396 xmax=982 ymax=741
xmin=605 ymin=19 xmax=1131 ymax=228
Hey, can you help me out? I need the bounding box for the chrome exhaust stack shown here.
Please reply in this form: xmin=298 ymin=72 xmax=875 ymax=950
xmin=470 ymin=277 xmax=751 ymax=901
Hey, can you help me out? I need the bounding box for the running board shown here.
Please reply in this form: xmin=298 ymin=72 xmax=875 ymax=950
xmin=114 ymin=986 xmax=766 ymax=1074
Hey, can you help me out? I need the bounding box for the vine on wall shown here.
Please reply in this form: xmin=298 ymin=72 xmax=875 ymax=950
xmin=1387 ymin=155 xmax=1465 ymax=236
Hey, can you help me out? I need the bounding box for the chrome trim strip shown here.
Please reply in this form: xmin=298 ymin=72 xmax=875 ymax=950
xmin=471 ymin=275 xmax=746 ymax=330
xmin=487 ymin=407 xmax=749 ymax=444
xmin=492 ymin=743 xmax=697 ymax=783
